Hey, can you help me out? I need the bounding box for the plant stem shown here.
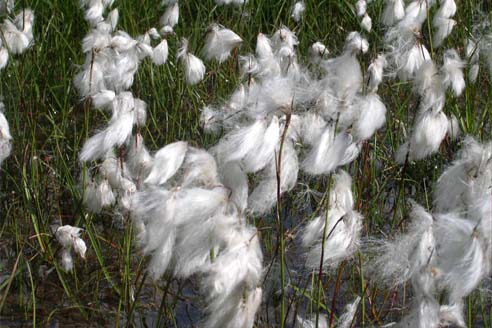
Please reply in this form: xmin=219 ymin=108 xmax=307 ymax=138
xmin=276 ymin=109 xmax=292 ymax=328
xmin=316 ymin=173 xmax=333 ymax=327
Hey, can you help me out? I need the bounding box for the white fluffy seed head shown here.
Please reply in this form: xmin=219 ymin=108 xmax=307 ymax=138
xmin=447 ymin=114 xmax=460 ymax=141
xmin=354 ymin=93 xmax=387 ymax=141
xmin=370 ymin=201 xmax=435 ymax=288
xmin=178 ymin=38 xmax=206 ymax=85
xmin=434 ymin=213 xmax=485 ymax=302
xmin=356 ymin=0 xmax=367 ymax=16
xmin=367 ymin=54 xmax=387 ymax=92
xmin=1 ymin=20 xmax=31 ymax=55
xmin=151 ymin=39 xmax=169 ymax=65
xmin=382 ymin=0 xmax=405 ymax=26
xmin=344 ymin=31 xmax=369 ymax=54
xmin=271 ymin=26 xmax=298 ymax=52
xmin=304 ymin=210 xmax=363 ymax=269
xmin=435 ymin=0 xmax=456 ymax=19
xmin=256 ymin=33 xmax=273 ymax=60
xmin=107 ymin=8 xmax=119 ymax=31
xmin=396 ymin=110 xmax=448 ymax=163
xmin=302 ymin=130 xmax=353 ymax=175
xmin=0 ymin=109 xmax=12 ymax=159
xmin=0 ymin=47 xmax=9 ymax=70
xmin=337 ymin=296 xmax=361 ymax=328
xmin=400 ymin=44 xmax=432 ymax=81
xmin=144 ymin=141 xmax=188 ymax=185
xmin=297 ymin=314 xmax=328 ymax=328
xmin=433 ymin=17 xmax=456 ymax=48
xmin=291 ymin=1 xmax=306 ymax=22
xmin=55 ymin=225 xmax=87 ymax=271
xmin=441 ymin=49 xmax=465 ymax=96
xmin=159 ymin=2 xmax=179 ymax=28
xmin=309 ymin=41 xmax=329 ymax=61
xmin=203 ymin=24 xmax=242 ymax=63
xmin=361 ymin=13 xmax=372 ymax=32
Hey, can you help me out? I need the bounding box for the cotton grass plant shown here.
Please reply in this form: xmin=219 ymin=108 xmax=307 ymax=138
xmin=0 ymin=3 xmax=34 ymax=167
xmin=75 ymin=0 xmax=388 ymax=323
xmin=370 ymin=137 xmax=491 ymax=327
xmin=76 ymin=1 xmax=264 ymax=326
xmin=74 ymin=0 xmax=491 ymax=326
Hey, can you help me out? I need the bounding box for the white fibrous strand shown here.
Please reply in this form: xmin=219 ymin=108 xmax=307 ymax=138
xmin=79 ymin=92 xmax=145 ymax=162
xmin=128 ymin=184 xmax=263 ymax=326
xmin=354 ymin=94 xmax=387 ymax=141
xmin=354 ymin=0 xmax=370 ymax=31
xmin=369 ymin=202 xmax=440 ymax=327
xmin=248 ymin=138 xmax=298 ymax=215
xmin=446 ymin=113 xmax=460 ymax=141
xmin=396 ymin=109 xmax=449 ymax=163
xmin=55 ymin=225 xmax=87 ymax=271
xmin=201 ymin=226 xmax=263 ymax=328
xmin=439 ymin=302 xmax=466 ymax=328
xmin=403 ymin=0 xmax=434 ymax=25
xmin=433 ymin=213 xmax=485 ymax=303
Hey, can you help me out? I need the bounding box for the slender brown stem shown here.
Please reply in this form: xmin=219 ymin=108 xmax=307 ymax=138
xmin=329 ymin=262 xmax=345 ymax=327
